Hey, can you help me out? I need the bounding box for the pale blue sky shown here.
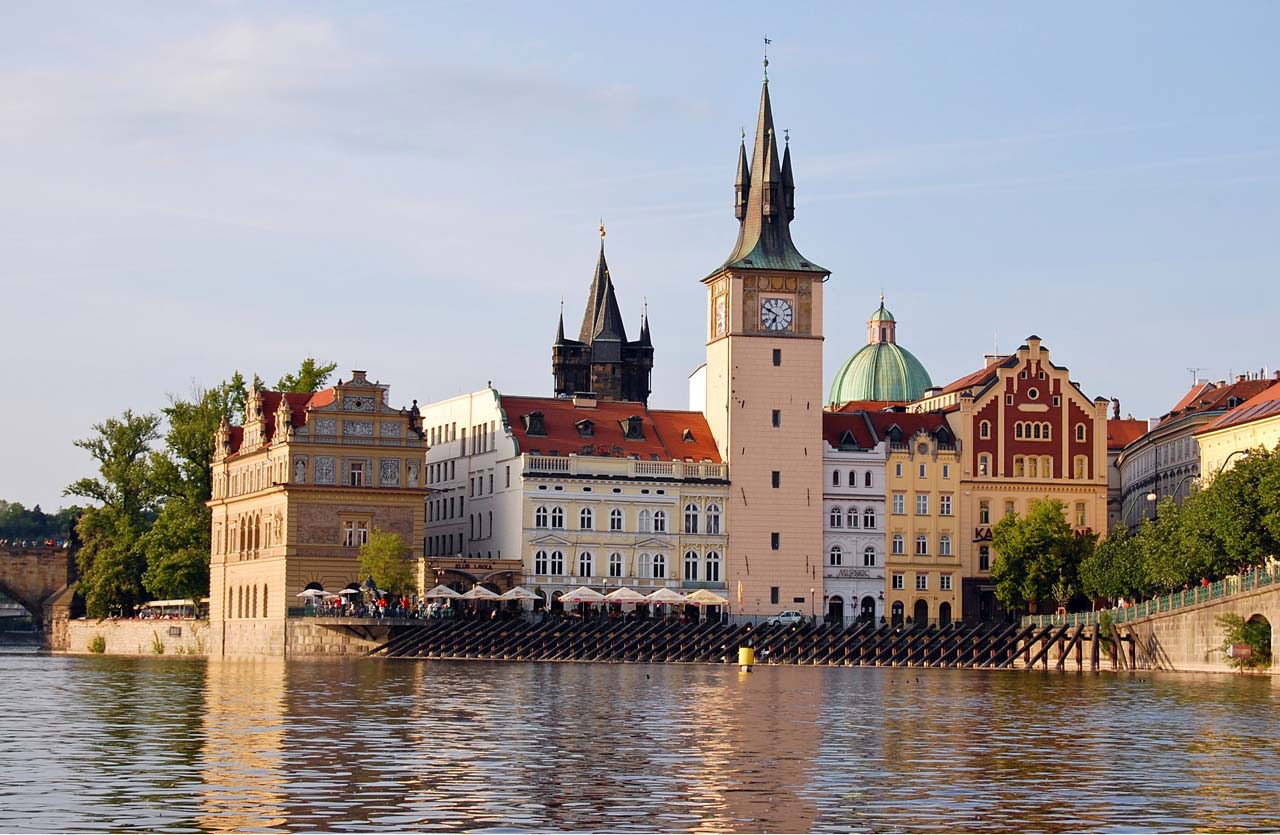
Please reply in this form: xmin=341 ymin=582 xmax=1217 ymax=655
xmin=3 ymin=2 xmax=1278 ymax=508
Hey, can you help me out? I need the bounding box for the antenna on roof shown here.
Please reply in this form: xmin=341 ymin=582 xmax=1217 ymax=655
xmin=1187 ymin=367 xmax=1205 ymax=385
xmin=994 ymin=330 xmax=999 ymax=355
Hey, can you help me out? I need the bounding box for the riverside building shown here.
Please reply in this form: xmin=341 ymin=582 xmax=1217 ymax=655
xmin=821 ymin=412 xmax=887 ymax=625
xmin=208 ymin=371 xmax=427 ymax=655
xmin=1195 ymin=376 xmax=1280 ymax=478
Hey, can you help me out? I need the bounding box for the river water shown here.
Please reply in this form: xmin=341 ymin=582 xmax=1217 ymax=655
xmin=1 ymin=653 xmax=1277 ymax=833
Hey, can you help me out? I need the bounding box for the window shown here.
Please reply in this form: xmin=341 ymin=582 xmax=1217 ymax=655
xmin=979 ymin=500 xmax=990 ymax=525
xmin=653 ymin=510 xmax=667 ymax=533
xmin=829 ymin=545 xmax=843 ymax=566
xmin=771 ymin=409 xmax=781 ymax=427
xmin=892 ymin=573 xmax=904 ymax=590
xmin=1005 ymin=500 xmax=1016 ymax=517
xmin=551 ymin=507 xmax=565 ymax=529
xmin=773 ymin=348 xmax=782 ymax=366
xmin=892 ymin=534 xmax=904 ymax=555
xmin=638 ymin=553 xmax=652 ymax=578
xmin=1076 ymin=423 xmax=1086 ymax=442
xmin=940 ymin=575 xmax=953 ymax=591
xmin=705 ymin=504 xmax=721 ymax=534
xmin=942 ymin=464 xmax=950 ymax=479
xmin=847 ymin=507 xmax=859 ymax=528
xmin=348 ymin=462 xmax=364 ymax=487
xmin=608 ymin=552 xmax=623 ymax=578
xmin=832 ymin=470 xmax=841 ymax=487
xmin=684 ymin=550 xmax=699 ymax=581
xmin=919 ymin=463 xmax=927 ymax=479
xmin=916 ymin=494 xmax=929 ymax=515
xmin=535 ymin=550 xmax=549 ymax=574
xmin=978 ymin=454 xmax=991 ymax=476
xmin=940 ymin=495 xmax=952 ymax=516
xmin=683 ymin=503 xmax=699 ymax=533
xmin=639 ymin=509 xmax=653 ymax=533
xmin=772 ymin=471 xmax=781 ymax=488
xmin=770 ymin=532 xmax=780 ymax=550
xmin=578 ymin=552 xmax=594 ymax=578
xmin=652 ymin=553 xmax=667 ymax=579
xmin=864 ymin=546 xmax=876 ymax=567
xmin=1027 ymin=387 xmax=1039 ymax=400
xmin=940 ymin=535 xmax=952 ymax=556
xmin=864 ymin=471 xmax=873 ymax=488
xmin=505 ymin=466 xmax=511 ymax=488
xmin=549 ymin=550 xmax=565 ymax=575
xmin=771 ymin=587 xmax=780 ymax=605
xmin=863 ymin=508 xmax=876 ymax=528
xmin=893 ymin=493 xmax=905 ymax=514
xmin=1053 ymin=395 xmax=1060 ymax=406
xmin=610 ymin=508 xmax=624 ymax=531
xmin=916 ymin=535 xmax=928 ymax=556
xmin=1006 ymin=394 xmax=1014 ymax=405
xmin=916 ymin=574 xmax=928 ymax=591
xmin=895 ymin=463 xmax=903 ymax=478
xmin=1075 ymin=502 xmax=1087 ymax=528
xmin=1074 ymin=456 xmax=1087 ymax=480
xmin=1014 ymin=456 xmax=1025 ymax=478
xmin=580 ymin=508 xmax=594 ymax=530
xmin=706 ymin=551 xmax=721 ymax=582
xmin=979 ymin=546 xmax=990 ymax=571
xmin=829 ymin=508 xmax=842 ymax=528
xmin=979 ymin=420 xmax=991 ymax=439
xmin=342 ymin=520 xmax=368 ymax=547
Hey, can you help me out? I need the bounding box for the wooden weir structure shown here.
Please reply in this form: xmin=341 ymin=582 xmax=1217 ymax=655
xmin=366 ymin=619 xmax=1131 ymax=671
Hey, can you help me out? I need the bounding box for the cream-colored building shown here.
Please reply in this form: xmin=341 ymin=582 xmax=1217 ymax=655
xmin=1196 ymin=378 xmax=1280 ymax=477
xmin=421 ymin=389 xmax=730 ymax=605
xmin=208 ymin=371 xmax=427 ymax=655
xmin=821 ymin=412 xmax=887 ymax=624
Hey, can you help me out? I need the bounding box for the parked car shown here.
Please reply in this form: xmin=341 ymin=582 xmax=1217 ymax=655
xmin=764 ymin=610 xmax=805 ymax=627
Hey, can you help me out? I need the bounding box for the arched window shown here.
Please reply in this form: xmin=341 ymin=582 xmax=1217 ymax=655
xmin=684 ymin=550 xmax=699 ymax=581
xmin=980 ymin=420 xmax=991 ymax=439
xmin=638 ymin=552 xmax=653 ymax=578
xmin=1015 ymin=423 xmax=1024 ymax=440
xmin=916 ymin=535 xmax=928 ymax=555
xmin=940 ymin=535 xmax=952 ymax=556
xmin=892 ymin=533 xmax=905 ymax=555
xmin=979 ymin=500 xmax=990 ymax=525
xmin=580 ymin=507 xmax=593 ymax=530
xmin=829 ymin=545 xmax=843 ymax=566
xmin=534 ymin=550 xmax=549 ymax=574
xmin=578 ymin=551 xmax=593 ymax=578
xmin=865 ymin=471 xmax=873 ymax=488
xmin=1074 ymin=455 xmax=1087 ymax=479
xmin=551 ymin=507 xmax=565 ymax=529
xmin=535 ymin=506 xmax=548 ymax=528
xmin=1014 ymin=456 xmax=1026 ymax=478
xmin=1042 ymin=422 xmax=1052 ymax=440
xmin=549 ymin=550 xmax=565 ymax=575
xmin=1076 ymin=423 xmax=1086 ymax=442
xmin=653 ymin=510 xmax=667 ymax=533
xmin=978 ymin=454 xmax=991 ymax=477
xmin=829 ymin=508 xmax=842 ymax=528
xmin=705 ymin=551 xmax=721 ymax=582
xmin=684 ymin=503 xmax=699 ymax=534
xmin=610 ymin=508 xmax=624 ymax=531
xmin=1040 ymin=456 xmax=1053 ymax=478
xmin=863 ymin=546 xmax=877 ymax=567
xmin=863 ymin=508 xmax=876 ymax=528
xmin=638 ymin=509 xmax=653 ymax=532
xmin=847 ymin=507 xmax=859 ymax=528
xmin=608 ymin=552 xmax=623 ymax=578
xmin=652 ymin=553 xmax=667 ymax=579
xmin=705 ymin=504 xmax=721 ymax=534
xmin=849 ymin=469 xmax=858 ymax=486
xmin=832 ymin=470 xmax=841 ymax=487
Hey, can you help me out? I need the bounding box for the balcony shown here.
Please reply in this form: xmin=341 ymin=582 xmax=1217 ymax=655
xmin=524 ymin=454 xmax=728 ymax=482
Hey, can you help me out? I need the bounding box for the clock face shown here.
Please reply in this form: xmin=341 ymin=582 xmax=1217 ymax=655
xmin=714 ymin=296 xmax=727 ymax=336
xmin=760 ymin=297 xmax=793 ymax=331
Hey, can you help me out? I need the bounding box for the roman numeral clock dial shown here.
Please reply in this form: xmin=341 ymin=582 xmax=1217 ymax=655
xmin=761 ymin=297 xmax=793 ymax=331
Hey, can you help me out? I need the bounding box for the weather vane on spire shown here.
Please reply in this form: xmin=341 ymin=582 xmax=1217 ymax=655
xmin=599 ymin=219 xmax=606 ymax=240
xmin=763 ymin=36 xmax=771 ymax=80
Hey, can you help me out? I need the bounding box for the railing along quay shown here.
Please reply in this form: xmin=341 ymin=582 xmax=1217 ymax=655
xmin=1024 ymin=563 xmax=1280 ymax=629
xmin=366 ymin=619 xmax=1067 ymax=669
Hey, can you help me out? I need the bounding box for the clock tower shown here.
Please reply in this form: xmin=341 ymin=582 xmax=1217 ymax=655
xmin=703 ymin=61 xmax=830 ymax=618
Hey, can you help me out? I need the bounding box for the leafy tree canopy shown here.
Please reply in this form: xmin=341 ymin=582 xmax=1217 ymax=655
xmin=276 ymin=358 xmax=338 ymax=394
xmin=358 ymin=529 xmax=414 ymax=596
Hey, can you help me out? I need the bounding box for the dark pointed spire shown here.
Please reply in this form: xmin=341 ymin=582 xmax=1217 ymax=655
xmin=781 ymin=129 xmax=795 ymax=222
xmin=579 ymin=234 xmax=628 ymax=344
xmin=734 ymin=128 xmax=751 ymax=221
xmin=639 ymin=299 xmax=652 ymax=346
xmin=555 ymin=301 xmax=567 ymax=345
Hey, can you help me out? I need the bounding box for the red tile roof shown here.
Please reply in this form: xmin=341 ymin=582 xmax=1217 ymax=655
xmin=822 ymin=412 xmax=877 ymax=450
xmin=940 ymin=362 xmax=1003 ymax=395
xmin=227 ymin=389 xmax=329 ymax=456
xmin=863 ymin=410 xmax=953 ymax=441
xmin=829 ymin=399 xmax=905 ymax=413
xmin=1196 ymin=380 xmax=1280 ymax=435
xmin=1164 ymin=378 xmax=1274 ymax=421
xmin=498 ymin=396 xmax=722 ymax=463
xmin=1107 ymin=418 xmax=1147 ymax=450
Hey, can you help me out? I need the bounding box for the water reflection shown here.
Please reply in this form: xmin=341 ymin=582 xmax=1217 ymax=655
xmin=0 ymin=655 xmax=1278 ymax=832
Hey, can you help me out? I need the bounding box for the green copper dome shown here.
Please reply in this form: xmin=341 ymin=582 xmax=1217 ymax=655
xmin=828 ymin=299 xmax=932 ymax=406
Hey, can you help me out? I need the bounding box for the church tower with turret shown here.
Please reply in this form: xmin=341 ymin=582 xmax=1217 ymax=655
xmin=703 ymin=59 xmax=830 ymax=617
xmin=552 ymin=232 xmax=654 ymax=403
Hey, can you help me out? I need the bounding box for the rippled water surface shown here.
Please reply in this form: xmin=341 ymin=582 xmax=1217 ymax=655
xmin=1 ymin=654 xmax=1278 ymax=832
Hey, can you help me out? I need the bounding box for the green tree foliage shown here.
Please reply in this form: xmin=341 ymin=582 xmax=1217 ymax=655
xmin=0 ymin=501 xmax=81 ymax=540
xmin=65 ymin=411 xmax=161 ymax=617
xmin=358 ymin=530 xmax=414 ymax=596
xmin=1217 ymin=613 xmax=1272 ymax=669
xmin=227 ymin=371 xmax=248 ymax=424
xmin=991 ymin=499 xmax=1096 ymax=615
xmin=276 ymin=358 xmax=338 ymax=393
xmin=1080 ymin=525 xmax=1146 ymax=602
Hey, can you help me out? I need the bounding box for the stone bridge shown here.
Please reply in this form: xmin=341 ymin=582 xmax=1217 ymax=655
xmin=0 ymin=545 xmax=72 ymax=633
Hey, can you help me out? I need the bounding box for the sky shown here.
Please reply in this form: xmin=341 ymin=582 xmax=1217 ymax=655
xmin=3 ymin=2 xmax=1278 ymax=510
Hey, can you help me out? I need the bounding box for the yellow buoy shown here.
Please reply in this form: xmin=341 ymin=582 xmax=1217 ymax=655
xmin=738 ymin=646 xmax=755 ymax=671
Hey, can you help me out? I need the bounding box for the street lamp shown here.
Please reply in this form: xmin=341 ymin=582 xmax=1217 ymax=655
xmin=1216 ymin=449 xmax=1250 ymax=476
xmin=809 ymin=587 xmax=815 ymax=622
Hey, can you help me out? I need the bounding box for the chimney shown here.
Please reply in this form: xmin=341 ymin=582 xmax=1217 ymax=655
xmin=983 ymin=354 xmax=1007 ymax=368
xmin=1237 ymin=374 xmax=1247 ymax=383
xmin=1148 ymin=417 xmax=1161 ymax=432
xmin=1111 ymin=398 xmax=1120 ymax=420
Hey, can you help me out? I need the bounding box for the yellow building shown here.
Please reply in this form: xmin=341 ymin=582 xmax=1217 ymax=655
xmin=208 ymin=371 xmax=427 ymax=655
xmin=701 ymin=65 xmax=828 ymax=618
xmin=877 ymin=414 xmax=962 ymax=626
xmin=1196 ymin=378 xmax=1280 ymax=477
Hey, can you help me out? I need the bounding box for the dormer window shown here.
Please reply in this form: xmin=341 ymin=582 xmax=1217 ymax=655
xmin=838 ymin=429 xmax=857 ymax=450
xmin=681 ymin=428 xmax=694 ymax=442
xmin=934 ymin=426 xmax=953 ymax=444
xmin=523 ymin=411 xmax=546 ymax=436
xmin=887 ymin=425 xmax=902 ymax=443
xmin=622 ymin=415 xmax=645 ymax=440
xmin=576 ymin=419 xmax=594 ymax=438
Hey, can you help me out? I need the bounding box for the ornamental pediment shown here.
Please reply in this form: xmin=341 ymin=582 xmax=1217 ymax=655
xmin=633 ymin=536 xmax=672 ymax=549
xmin=529 ymin=534 xmax=573 ymax=547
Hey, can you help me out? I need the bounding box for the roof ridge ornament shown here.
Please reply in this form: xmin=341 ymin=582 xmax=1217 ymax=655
xmin=763 ymin=36 xmax=771 ymax=82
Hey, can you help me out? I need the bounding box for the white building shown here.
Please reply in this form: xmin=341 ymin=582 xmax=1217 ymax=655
xmin=821 ymin=411 xmax=887 ymax=624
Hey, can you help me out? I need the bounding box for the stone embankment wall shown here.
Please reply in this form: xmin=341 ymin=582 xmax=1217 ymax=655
xmin=1125 ymin=582 xmax=1280 ymax=674
xmin=65 ymin=619 xmax=210 ymax=656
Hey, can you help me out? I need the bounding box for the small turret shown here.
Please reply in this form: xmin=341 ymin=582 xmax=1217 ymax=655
xmin=734 ymin=130 xmax=751 ymax=221
xmin=781 ymin=132 xmax=795 ymax=222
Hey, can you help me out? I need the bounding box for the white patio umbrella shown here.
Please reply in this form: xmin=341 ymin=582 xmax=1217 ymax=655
xmin=424 ymin=584 xmax=462 ymax=600
xmin=561 ymin=586 xmax=606 ymax=604
xmin=603 ymin=587 xmax=648 ymax=603
xmin=460 ymin=585 xmax=500 ymax=600
xmin=295 ymin=589 xmax=329 ymax=599
xmin=685 ymin=588 xmax=729 ymax=606
xmin=498 ymin=586 xmax=542 ymax=602
xmin=337 ymin=588 xmax=362 ymax=597
xmin=646 ymin=588 xmax=689 ymax=605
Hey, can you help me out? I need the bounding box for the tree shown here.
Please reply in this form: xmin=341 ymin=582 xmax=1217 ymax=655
xmin=991 ymin=499 xmax=1094 ymax=615
xmin=65 ymin=410 xmax=161 ymax=617
xmin=358 ymin=530 xmax=414 ymax=596
xmin=1080 ymin=525 xmax=1145 ymax=602
xmin=276 ymin=358 xmax=338 ymax=393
